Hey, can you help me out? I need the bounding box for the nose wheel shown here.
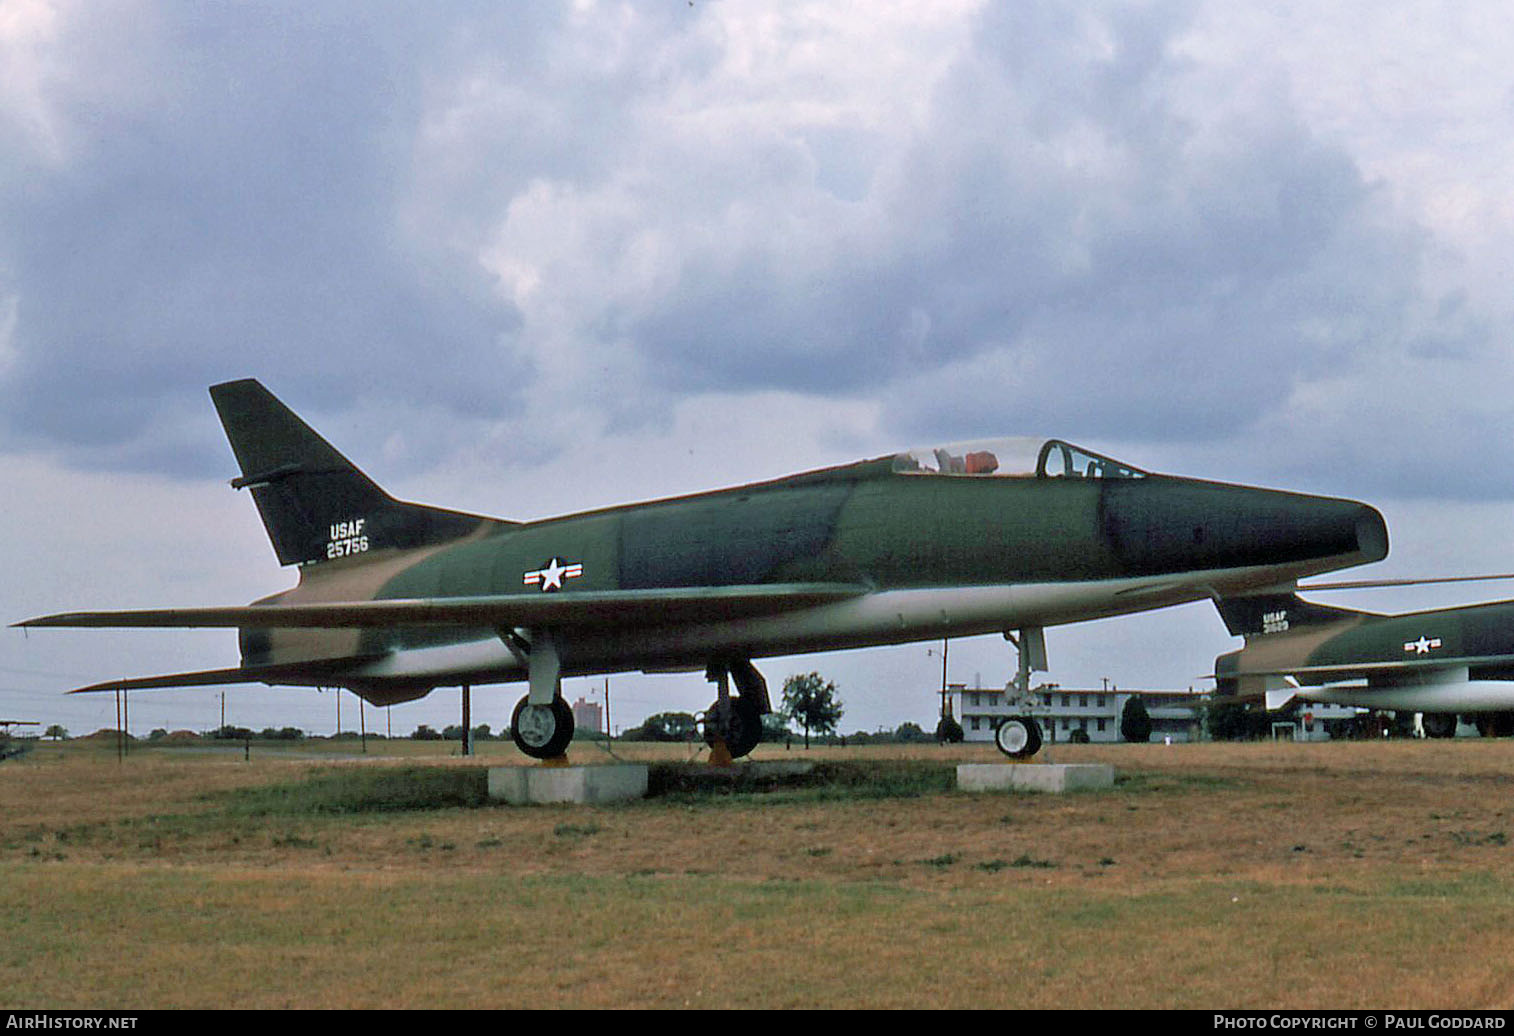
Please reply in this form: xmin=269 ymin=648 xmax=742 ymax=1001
xmin=994 ymin=716 xmax=1043 ymax=759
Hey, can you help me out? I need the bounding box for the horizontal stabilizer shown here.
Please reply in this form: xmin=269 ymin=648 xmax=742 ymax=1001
xmin=1264 ymin=687 xmax=1298 ymax=711
xmin=18 ymin=583 xmax=869 ymax=632
xmin=60 ymin=657 xmax=378 ymax=694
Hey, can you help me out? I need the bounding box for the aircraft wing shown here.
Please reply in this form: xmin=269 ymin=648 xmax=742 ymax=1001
xmin=17 ymin=582 xmax=869 ymax=632
xmin=1221 ymin=655 xmax=1514 ymax=682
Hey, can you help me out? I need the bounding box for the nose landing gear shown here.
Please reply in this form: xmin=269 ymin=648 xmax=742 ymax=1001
xmin=994 ymin=715 xmax=1043 ymax=759
xmin=996 ymin=627 xmax=1047 ymax=761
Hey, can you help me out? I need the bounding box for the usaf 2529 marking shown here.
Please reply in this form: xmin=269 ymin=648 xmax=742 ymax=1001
xmin=17 ymin=380 xmax=1389 ymax=761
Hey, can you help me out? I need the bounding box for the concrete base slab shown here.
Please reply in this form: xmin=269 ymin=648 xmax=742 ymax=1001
xmin=488 ymin=764 xmax=649 ymax=805
xmin=957 ymin=762 xmax=1115 ymax=794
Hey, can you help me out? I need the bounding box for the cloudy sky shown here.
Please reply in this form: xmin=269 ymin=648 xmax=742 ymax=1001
xmin=5 ymin=0 xmax=1514 ymax=740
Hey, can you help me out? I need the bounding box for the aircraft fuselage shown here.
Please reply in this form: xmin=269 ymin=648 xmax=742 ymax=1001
xmin=246 ymin=460 xmax=1386 ymax=703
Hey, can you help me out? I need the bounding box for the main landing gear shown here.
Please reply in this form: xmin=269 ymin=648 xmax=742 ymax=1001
xmin=511 ymin=695 xmax=575 ymax=759
xmin=507 ymin=628 xmax=576 ymax=761
xmin=701 ymin=658 xmax=770 ymax=762
xmin=1420 ymin=712 xmax=1458 ymax=739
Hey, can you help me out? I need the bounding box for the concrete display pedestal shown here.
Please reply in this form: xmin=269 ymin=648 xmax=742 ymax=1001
xmin=956 ymin=762 xmax=1115 ymax=794
xmin=488 ymin=763 xmax=649 ymax=805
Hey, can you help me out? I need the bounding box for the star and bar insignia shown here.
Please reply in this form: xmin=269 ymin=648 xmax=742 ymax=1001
xmin=524 ymin=557 xmax=584 ymax=592
xmin=1403 ymin=635 xmax=1443 ymax=655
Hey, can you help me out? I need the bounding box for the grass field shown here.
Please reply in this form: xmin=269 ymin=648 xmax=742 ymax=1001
xmin=2 ymin=736 xmax=1512 ymax=1009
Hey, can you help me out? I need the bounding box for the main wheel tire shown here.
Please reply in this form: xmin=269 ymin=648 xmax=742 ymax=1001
xmin=1475 ymin=711 xmax=1514 ymax=738
xmin=703 ymin=696 xmax=762 ymax=759
xmin=994 ymin=715 xmax=1043 ymax=759
xmin=1421 ymin=712 xmax=1458 ymax=739
xmin=511 ymin=695 xmax=575 ymax=759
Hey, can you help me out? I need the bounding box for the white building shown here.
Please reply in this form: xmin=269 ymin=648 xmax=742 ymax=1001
xmin=944 ymin=683 xmax=1362 ymax=743
xmin=944 ymin=682 xmax=1207 ymax=743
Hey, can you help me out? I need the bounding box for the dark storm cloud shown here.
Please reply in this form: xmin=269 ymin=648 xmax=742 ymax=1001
xmin=0 ymin=4 xmax=532 ymax=476
xmin=1 ymin=2 xmax=1501 ymax=501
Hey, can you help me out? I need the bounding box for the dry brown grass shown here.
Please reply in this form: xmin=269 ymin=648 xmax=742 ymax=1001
xmin=2 ymin=737 xmax=1512 ymax=1009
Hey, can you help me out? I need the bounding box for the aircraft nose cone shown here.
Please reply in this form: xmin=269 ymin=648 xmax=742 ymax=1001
xmin=1102 ymin=481 xmax=1387 ymax=576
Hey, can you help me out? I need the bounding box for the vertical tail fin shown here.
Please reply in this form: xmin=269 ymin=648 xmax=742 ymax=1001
xmin=1211 ymin=591 xmax=1368 ymax=703
xmin=210 ymin=379 xmax=504 ymax=567
xmin=1211 ymin=592 xmax=1363 ymax=639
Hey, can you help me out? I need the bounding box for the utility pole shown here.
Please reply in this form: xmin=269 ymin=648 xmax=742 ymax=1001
xmin=928 ymin=638 xmax=949 ymax=717
xmin=461 ymin=684 xmax=472 ymax=756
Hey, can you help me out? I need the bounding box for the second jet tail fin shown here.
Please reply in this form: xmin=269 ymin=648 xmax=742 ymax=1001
xmin=210 ymin=379 xmax=505 ymax=567
xmin=1211 ymin=591 xmax=1365 ymax=639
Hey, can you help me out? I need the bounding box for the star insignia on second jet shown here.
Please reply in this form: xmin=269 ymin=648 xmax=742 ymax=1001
xmin=1403 ymin=636 xmax=1443 ymax=655
xmin=524 ymin=557 xmax=584 ymax=592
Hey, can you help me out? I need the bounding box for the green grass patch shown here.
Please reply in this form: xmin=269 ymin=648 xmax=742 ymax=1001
xmin=212 ymin=765 xmax=490 ymax=816
xmin=646 ymin=759 xmax=955 ymax=801
xmin=203 ymin=760 xmax=956 ymax=817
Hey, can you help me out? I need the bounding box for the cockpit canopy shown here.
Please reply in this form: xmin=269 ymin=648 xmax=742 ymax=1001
xmin=890 ymin=438 xmax=1148 ymax=480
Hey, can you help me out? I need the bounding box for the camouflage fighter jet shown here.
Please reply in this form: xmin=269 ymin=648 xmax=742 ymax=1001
xmin=1214 ymin=583 xmax=1514 ymax=738
xmin=18 ymin=379 xmax=1388 ymax=760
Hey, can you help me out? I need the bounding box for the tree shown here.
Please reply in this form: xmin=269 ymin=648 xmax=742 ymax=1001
xmin=781 ymin=672 xmax=843 ymax=748
xmin=1120 ymin=695 xmax=1153 ymax=743
xmin=623 ymin=712 xmax=699 ymax=742
xmin=894 ymin=721 xmax=930 ymax=743
xmin=44 ymin=724 xmax=68 ymax=741
xmin=760 ymin=713 xmax=791 ymax=743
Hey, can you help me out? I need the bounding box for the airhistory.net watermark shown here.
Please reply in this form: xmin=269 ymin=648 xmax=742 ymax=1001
xmin=4 ymin=1016 xmax=138 ymax=1030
